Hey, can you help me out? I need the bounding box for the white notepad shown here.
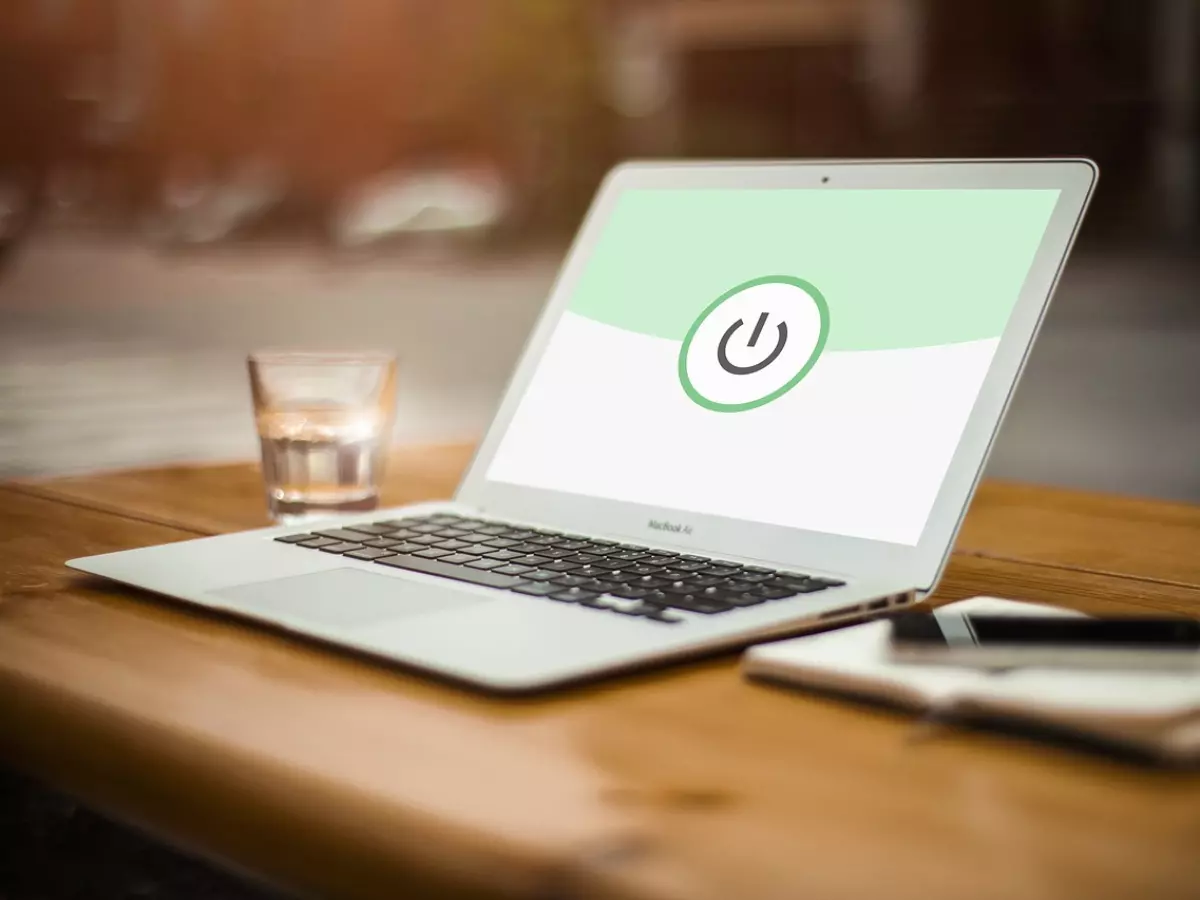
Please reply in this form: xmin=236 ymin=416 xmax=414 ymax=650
xmin=743 ymin=597 xmax=1200 ymax=763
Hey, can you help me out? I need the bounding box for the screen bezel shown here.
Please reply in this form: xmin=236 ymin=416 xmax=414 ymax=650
xmin=454 ymin=159 xmax=1098 ymax=589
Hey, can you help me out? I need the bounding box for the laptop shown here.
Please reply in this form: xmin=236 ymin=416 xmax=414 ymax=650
xmin=69 ymin=159 xmax=1097 ymax=692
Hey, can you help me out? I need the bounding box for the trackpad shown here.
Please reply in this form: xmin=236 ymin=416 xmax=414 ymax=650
xmin=212 ymin=568 xmax=488 ymax=628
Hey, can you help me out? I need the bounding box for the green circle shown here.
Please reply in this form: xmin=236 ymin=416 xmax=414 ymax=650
xmin=678 ymin=275 xmax=830 ymax=413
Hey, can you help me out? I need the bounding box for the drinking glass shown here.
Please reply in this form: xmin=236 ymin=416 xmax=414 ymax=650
xmin=248 ymin=351 xmax=397 ymax=524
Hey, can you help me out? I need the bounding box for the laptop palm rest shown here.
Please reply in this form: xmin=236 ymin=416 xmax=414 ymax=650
xmin=212 ymin=568 xmax=489 ymax=629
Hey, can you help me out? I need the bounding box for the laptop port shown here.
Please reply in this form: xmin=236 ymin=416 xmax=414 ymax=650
xmin=818 ymin=607 xmax=854 ymax=620
xmin=866 ymin=598 xmax=889 ymax=612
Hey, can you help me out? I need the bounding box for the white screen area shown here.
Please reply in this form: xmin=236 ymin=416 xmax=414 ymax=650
xmin=486 ymin=188 xmax=1061 ymax=546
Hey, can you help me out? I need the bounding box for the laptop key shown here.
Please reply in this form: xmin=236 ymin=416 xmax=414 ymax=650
xmin=633 ymin=576 xmax=669 ymax=589
xmin=456 ymin=533 xmax=495 ymax=544
xmin=500 ymin=529 xmax=539 ymax=541
xmin=414 ymin=547 xmax=454 ymax=559
xmin=657 ymin=570 xmax=694 ymax=581
xmin=641 ymin=556 xmax=675 ymax=567
xmin=356 ymin=537 xmax=394 ymax=548
xmin=492 ymin=564 xmax=534 ymax=576
xmin=660 ymin=594 xmax=732 ymax=615
xmin=434 ymin=539 xmax=474 ymax=552
xmin=702 ymin=566 xmax=741 ymax=578
xmin=512 ymin=555 xmax=552 ymax=567
xmin=569 ymin=564 xmax=610 ymax=579
xmin=344 ymin=547 xmax=397 ymax=561
xmin=297 ymin=537 xmax=339 ymax=548
xmin=390 ymin=541 xmax=428 ymax=555
xmin=275 ymin=533 xmax=314 ymax=544
xmin=318 ymin=542 xmax=366 ymax=554
xmin=549 ymin=588 xmax=600 ymax=604
xmin=507 ymin=543 xmax=545 ymax=554
xmin=611 ymin=550 xmax=648 ymax=562
xmin=434 ymin=528 xmax=471 ymax=539
xmin=344 ymin=523 xmax=398 ymax=536
xmin=777 ymin=570 xmax=815 ymax=583
xmin=313 ymin=528 xmax=370 ymax=542
xmin=466 ymin=558 xmax=505 ymax=570
xmin=475 ymin=524 xmax=510 ymax=536
xmin=610 ymin=585 xmax=652 ymax=600
xmin=724 ymin=580 xmax=757 ymax=593
xmin=409 ymin=535 xmax=445 ymax=546
xmin=485 ymin=549 xmax=523 ymax=561
xmin=578 ymin=580 xmax=618 ymax=593
xmin=551 ymin=574 xmax=590 ymax=587
xmin=375 ymin=554 xmax=522 ymax=589
xmin=540 ymin=560 xmax=577 ymax=573
xmin=771 ymin=578 xmax=828 ymax=594
xmin=719 ymin=591 xmax=767 ymax=608
xmin=572 ymin=542 xmax=611 ymax=555
xmin=755 ymin=587 xmax=798 ymax=600
xmin=736 ymin=572 xmax=774 ymax=584
xmin=483 ymin=537 xmax=519 ymax=549
xmin=384 ymin=529 xmax=423 ymax=541
xmin=511 ymin=582 xmax=561 ymax=597
xmin=808 ymin=577 xmax=846 ymax=587
xmin=394 ymin=523 xmax=445 ymax=535
xmin=520 ymin=569 xmax=559 ymax=582
xmin=662 ymin=582 xmax=699 ymax=595
xmin=438 ymin=553 xmax=481 ymax=566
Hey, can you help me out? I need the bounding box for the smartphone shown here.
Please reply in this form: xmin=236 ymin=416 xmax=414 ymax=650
xmin=889 ymin=611 xmax=1200 ymax=670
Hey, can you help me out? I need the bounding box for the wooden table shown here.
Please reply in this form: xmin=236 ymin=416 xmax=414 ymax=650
xmin=2 ymin=445 xmax=1199 ymax=900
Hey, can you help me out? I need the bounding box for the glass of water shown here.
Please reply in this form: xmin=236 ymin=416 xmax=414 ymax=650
xmin=248 ymin=351 xmax=397 ymax=524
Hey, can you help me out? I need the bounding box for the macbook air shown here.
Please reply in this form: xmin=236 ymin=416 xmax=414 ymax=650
xmin=69 ymin=159 xmax=1098 ymax=691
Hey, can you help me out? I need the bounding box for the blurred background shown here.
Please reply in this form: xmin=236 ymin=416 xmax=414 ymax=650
xmin=0 ymin=0 xmax=1197 ymax=500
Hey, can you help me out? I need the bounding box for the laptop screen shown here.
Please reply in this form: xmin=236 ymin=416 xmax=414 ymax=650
xmin=486 ymin=188 xmax=1061 ymax=547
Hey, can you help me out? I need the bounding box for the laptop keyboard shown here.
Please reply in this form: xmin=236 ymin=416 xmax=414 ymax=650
xmin=274 ymin=513 xmax=844 ymax=625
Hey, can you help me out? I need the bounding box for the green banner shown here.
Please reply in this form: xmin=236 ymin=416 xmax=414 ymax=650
xmin=569 ymin=188 xmax=1059 ymax=351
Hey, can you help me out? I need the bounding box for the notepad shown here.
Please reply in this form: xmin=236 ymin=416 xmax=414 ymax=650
xmin=742 ymin=597 xmax=1200 ymax=764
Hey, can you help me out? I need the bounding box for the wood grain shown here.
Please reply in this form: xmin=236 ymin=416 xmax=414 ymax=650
xmin=13 ymin=443 xmax=478 ymax=536
xmin=959 ymin=480 xmax=1200 ymax=586
xmin=3 ymin=464 xmax=1200 ymax=900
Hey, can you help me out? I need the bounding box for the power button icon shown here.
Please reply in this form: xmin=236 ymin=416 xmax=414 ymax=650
xmin=716 ymin=311 xmax=789 ymax=375
xmin=679 ymin=276 xmax=829 ymax=412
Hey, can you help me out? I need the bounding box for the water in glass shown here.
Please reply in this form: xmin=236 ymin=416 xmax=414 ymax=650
xmin=258 ymin=404 xmax=389 ymax=521
xmin=248 ymin=350 xmax=396 ymax=524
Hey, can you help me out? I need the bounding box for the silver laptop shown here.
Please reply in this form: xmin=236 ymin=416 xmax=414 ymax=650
xmin=70 ymin=159 xmax=1097 ymax=691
